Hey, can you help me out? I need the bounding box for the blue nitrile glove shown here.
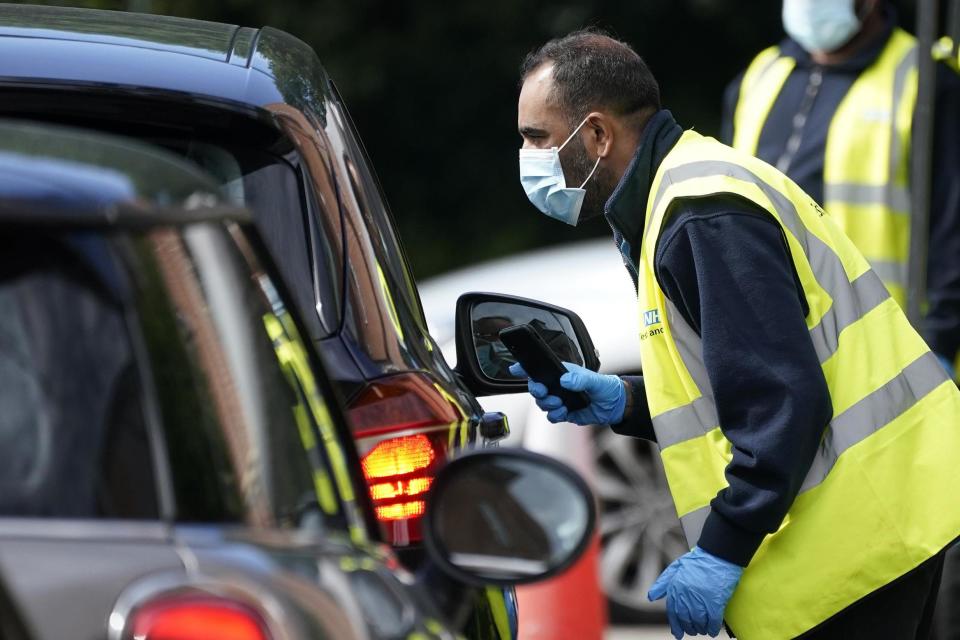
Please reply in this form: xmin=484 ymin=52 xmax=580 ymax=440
xmin=509 ymin=361 xmax=626 ymax=426
xmin=937 ymin=353 xmax=956 ymax=380
xmin=647 ymin=546 xmax=744 ymax=639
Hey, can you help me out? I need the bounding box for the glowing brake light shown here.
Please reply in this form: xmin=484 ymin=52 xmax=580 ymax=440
xmin=127 ymin=595 xmax=270 ymax=640
xmin=362 ymin=434 xmax=436 ymax=526
xmin=348 ymin=373 xmax=462 ymax=546
xmin=368 ymin=477 xmax=433 ymax=501
xmin=362 ymin=435 xmax=436 ymax=479
xmin=375 ymin=501 xmax=427 ymax=521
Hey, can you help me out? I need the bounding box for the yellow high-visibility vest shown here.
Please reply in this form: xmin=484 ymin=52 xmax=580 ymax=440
xmin=732 ymin=29 xmax=918 ymax=307
xmin=638 ymin=130 xmax=960 ymax=640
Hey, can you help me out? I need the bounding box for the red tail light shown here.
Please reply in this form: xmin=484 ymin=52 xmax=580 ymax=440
xmin=127 ymin=594 xmax=270 ymax=640
xmin=348 ymin=373 xmax=462 ymax=546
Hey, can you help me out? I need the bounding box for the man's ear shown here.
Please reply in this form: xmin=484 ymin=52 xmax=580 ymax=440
xmin=585 ymin=112 xmax=614 ymax=158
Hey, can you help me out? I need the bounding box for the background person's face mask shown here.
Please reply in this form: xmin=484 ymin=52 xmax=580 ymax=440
xmin=518 ymin=116 xmax=602 ymax=226
xmin=782 ymin=0 xmax=861 ymax=54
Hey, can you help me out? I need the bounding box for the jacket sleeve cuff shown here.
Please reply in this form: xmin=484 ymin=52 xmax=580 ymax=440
xmin=697 ymin=509 xmax=766 ymax=568
xmin=610 ymin=376 xmax=656 ymax=441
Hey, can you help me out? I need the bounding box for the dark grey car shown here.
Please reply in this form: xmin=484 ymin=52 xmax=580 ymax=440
xmin=0 ymin=120 xmax=596 ymax=640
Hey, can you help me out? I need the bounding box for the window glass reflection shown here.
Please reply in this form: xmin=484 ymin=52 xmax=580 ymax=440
xmin=0 ymin=232 xmax=158 ymax=519
xmin=471 ymin=302 xmax=585 ymax=381
xmin=435 ymin=458 xmax=589 ymax=574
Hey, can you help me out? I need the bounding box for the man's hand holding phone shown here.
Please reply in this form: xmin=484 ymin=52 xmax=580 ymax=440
xmin=510 ymin=361 xmax=626 ymax=426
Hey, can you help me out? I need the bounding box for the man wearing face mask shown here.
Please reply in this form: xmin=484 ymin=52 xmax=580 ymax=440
xmin=515 ymin=29 xmax=960 ymax=639
xmin=722 ymin=0 xmax=960 ymax=380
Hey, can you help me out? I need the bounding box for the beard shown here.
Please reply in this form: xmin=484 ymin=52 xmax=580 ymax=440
xmin=561 ymin=134 xmax=617 ymax=222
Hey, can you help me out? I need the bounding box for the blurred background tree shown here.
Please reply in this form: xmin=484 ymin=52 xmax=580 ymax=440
xmin=6 ymin=0 xmax=919 ymax=279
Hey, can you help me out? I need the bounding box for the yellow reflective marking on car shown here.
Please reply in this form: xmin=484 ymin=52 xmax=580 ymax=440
xmin=377 ymin=262 xmax=406 ymax=343
xmin=263 ymin=320 xmax=339 ymax=516
xmin=406 ymin=633 xmax=430 ymax=640
xmin=313 ymin=470 xmax=337 ymax=515
xmin=267 ymin=313 xmax=357 ymax=502
xmin=293 ymin=402 xmax=316 ymax=450
xmin=485 ymin=587 xmax=511 ymax=640
xmin=433 ymin=383 xmax=470 ymax=450
xmin=262 ymin=312 xmax=369 ymax=544
xmin=424 ymin=618 xmax=448 ymax=635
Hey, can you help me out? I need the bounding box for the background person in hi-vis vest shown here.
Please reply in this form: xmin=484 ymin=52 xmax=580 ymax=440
xmin=514 ymin=28 xmax=960 ymax=640
xmin=722 ymin=0 xmax=960 ymax=379
xmin=722 ymin=3 xmax=960 ymax=637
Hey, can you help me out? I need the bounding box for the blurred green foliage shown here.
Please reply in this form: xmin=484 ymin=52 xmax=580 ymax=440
xmin=3 ymin=0 xmax=918 ymax=279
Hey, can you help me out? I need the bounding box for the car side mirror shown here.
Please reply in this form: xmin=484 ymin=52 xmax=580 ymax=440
xmin=453 ymin=292 xmax=600 ymax=396
xmin=422 ymin=449 xmax=595 ymax=586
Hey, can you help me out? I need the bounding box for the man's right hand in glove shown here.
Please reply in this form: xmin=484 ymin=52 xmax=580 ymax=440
xmin=509 ymin=362 xmax=627 ymax=426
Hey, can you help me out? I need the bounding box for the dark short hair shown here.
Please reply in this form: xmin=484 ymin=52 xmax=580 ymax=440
xmin=520 ymin=28 xmax=661 ymax=127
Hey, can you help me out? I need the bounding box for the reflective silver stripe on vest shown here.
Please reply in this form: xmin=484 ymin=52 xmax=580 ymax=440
xmin=823 ymin=183 xmax=911 ymax=214
xmin=869 ymin=259 xmax=908 ymax=289
xmin=680 ymin=505 xmax=711 ymax=548
xmin=799 ymin=350 xmax=948 ymax=492
xmin=655 ymin=395 xmax=718 ymax=449
xmin=652 ymin=299 xmax=721 ymax=449
xmin=807 ymin=269 xmax=891 ymax=365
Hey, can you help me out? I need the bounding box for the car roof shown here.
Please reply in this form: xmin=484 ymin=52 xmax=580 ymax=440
xmin=0 ymin=3 xmax=332 ymax=117
xmin=0 ymin=3 xmax=238 ymax=61
xmin=0 ymin=119 xmax=248 ymax=225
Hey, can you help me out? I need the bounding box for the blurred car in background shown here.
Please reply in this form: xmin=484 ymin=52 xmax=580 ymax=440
xmin=0 ymin=119 xmax=598 ymax=640
xmin=0 ymin=4 xmax=514 ymax=636
xmin=420 ymin=239 xmax=687 ymax=623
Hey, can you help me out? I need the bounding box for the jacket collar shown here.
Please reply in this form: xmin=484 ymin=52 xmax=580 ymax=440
xmin=604 ymin=109 xmax=683 ymax=261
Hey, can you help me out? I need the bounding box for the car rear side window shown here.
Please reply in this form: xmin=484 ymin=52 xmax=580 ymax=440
xmin=0 ymin=232 xmax=159 ymax=520
xmin=173 ymin=142 xmax=341 ymax=342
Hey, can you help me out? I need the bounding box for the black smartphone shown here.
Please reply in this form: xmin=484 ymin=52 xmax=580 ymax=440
xmin=498 ymin=323 xmax=591 ymax=412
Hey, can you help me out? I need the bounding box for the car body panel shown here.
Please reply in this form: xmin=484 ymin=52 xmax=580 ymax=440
xmin=0 ymin=521 xmax=181 ymax=640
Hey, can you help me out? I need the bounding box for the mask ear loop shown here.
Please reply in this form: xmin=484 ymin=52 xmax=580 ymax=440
xmin=558 ymin=114 xmax=592 ymax=152
xmin=558 ymin=114 xmax=604 ymax=188
xmin=580 ymin=154 xmax=602 ymax=189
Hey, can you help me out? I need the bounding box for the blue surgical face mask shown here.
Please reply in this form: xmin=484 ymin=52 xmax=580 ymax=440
xmin=783 ymin=0 xmax=861 ymax=54
xmin=518 ymin=115 xmax=602 ymax=226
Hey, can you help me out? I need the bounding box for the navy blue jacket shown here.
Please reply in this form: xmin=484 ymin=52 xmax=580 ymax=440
xmin=606 ymin=110 xmax=833 ymax=567
xmin=721 ymin=7 xmax=960 ymax=360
